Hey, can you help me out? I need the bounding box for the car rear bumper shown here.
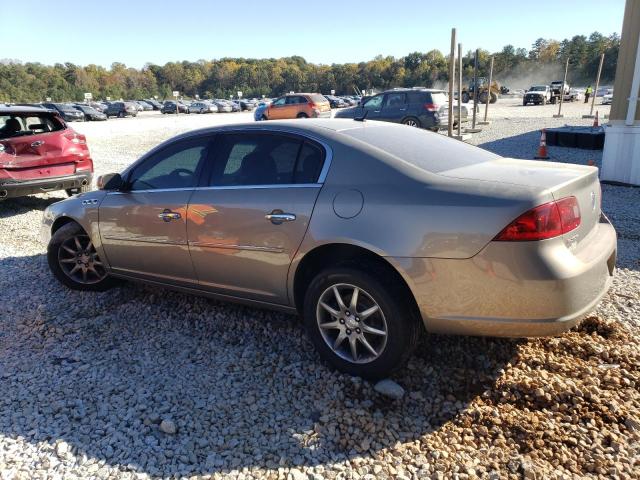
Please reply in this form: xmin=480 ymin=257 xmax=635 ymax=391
xmin=0 ymin=171 xmax=92 ymax=200
xmin=391 ymin=216 xmax=617 ymax=337
xmin=314 ymin=110 xmax=332 ymax=118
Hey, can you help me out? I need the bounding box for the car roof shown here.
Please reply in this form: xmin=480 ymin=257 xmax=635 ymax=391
xmin=382 ymin=88 xmax=445 ymax=93
xmin=0 ymin=106 xmax=54 ymax=114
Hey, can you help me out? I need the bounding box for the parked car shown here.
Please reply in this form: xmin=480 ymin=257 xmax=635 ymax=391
xmin=189 ymin=101 xmax=218 ymax=114
xmin=522 ymin=85 xmax=551 ymax=105
xmin=73 ymin=104 xmax=108 ymax=121
xmin=602 ymin=92 xmax=613 ymax=105
xmin=596 ymin=86 xmax=613 ymax=97
xmin=564 ymin=89 xmax=583 ymax=102
xmin=254 ymin=103 xmax=268 ymax=121
xmin=239 ymin=99 xmax=256 ymax=111
xmin=324 ymin=95 xmax=347 ymax=109
xmin=212 ymin=100 xmax=233 ymax=113
xmin=144 ymin=99 xmax=163 ymax=110
xmin=105 ymin=102 xmax=138 ymax=118
xmin=89 ymin=102 xmax=107 ymax=112
xmin=41 ymin=119 xmax=617 ymax=378
xmin=335 ymin=88 xmax=452 ymax=131
xmin=261 ymin=93 xmax=331 ymax=120
xmin=135 ymin=100 xmax=153 ymax=111
xmin=0 ymin=106 xmax=93 ymax=199
xmin=41 ymin=103 xmax=85 ymax=122
xmin=160 ymin=101 xmax=189 ymax=114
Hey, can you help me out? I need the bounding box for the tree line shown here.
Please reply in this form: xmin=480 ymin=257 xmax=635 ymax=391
xmin=0 ymin=31 xmax=619 ymax=103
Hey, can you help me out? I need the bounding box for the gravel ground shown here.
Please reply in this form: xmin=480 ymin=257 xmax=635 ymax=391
xmin=0 ymin=99 xmax=638 ymax=480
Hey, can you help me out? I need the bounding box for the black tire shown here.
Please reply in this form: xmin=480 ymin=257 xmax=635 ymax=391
xmin=65 ymin=183 xmax=91 ymax=197
xmin=461 ymin=92 xmax=470 ymax=103
xmin=303 ymin=266 xmax=421 ymax=379
xmin=261 ymin=115 xmax=268 ymax=121
xmin=118 ymin=111 xmax=124 ymax=118
xmin=402 ymin=117 xmax=421 ymax=128
xmin=523 ymin=100 xmax=527 ymax=106
xmin=47 ymin=222 xmax=117 ymax=292
xmin=478 ymin=91 xmax=489 ymax=104
xmin=296 ymin=112 xmax=308 ymax=118
xmin=489 ymin=92 xmax=498 ymax=104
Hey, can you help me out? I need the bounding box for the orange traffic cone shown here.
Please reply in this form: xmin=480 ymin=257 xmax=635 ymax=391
xmin=587 ymin=159 xmax=595 ymax=166
xmin=593 ymin=110 xmax=599 ymax=128
xmin=534 ymin=129 xmax=550 ymax=159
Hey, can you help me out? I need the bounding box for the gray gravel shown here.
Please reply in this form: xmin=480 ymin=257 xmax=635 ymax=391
xmin=0 ymin=104 xmax=638 ymax=479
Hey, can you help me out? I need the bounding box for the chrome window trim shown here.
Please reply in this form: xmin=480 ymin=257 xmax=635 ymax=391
xmin=194 ymin=183 xmax=322 ymax=191
xmin=117 ymin=125 xmax=334 ymax=187
xmin=107 ymin=187 xmax=195 ymax=195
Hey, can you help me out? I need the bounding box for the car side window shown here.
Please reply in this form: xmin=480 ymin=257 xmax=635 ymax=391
xmin=285 ymin=96 xmax=299 ymax=105
xmin=127 ymin=138 xmax=209 ymax=191
xmin=210 ymin=133 xmax=324 ymax=187
xmin=297 ymin=96 xmax=308 ymax=104
xmin=294 ymin=142 xmax=324 ymax=184
xmin=363 ymin=95 xmax=383 ymax=109
xmin=384 ymin=93 xmax=406 ymax=108
xmin=273 ymin=97 xmax=286 ymax=106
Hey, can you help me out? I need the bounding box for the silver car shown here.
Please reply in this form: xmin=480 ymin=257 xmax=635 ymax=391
xmin=41 ymin=120 xmax=617 ymax=378
xmin=189 ymin=101 xmax=218 ymax=114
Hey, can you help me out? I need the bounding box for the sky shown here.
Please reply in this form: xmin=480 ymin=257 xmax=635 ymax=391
xmin=0 ymin=0 xmax=626 ymax=68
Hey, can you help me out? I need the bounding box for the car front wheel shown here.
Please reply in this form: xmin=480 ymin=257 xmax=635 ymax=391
xmin=303 ymin=267 xmax=420 ymax=379
xmin=47 ymin=222 xmax=116 ymax=291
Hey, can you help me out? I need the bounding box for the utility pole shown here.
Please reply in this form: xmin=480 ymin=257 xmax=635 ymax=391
xmin=554 ymin=57 xmax=569 ymax=118
xmin=448 ymin=28 xmax=456 ymax=137
xmin=457 ymin=43 xmax=462 ymax=137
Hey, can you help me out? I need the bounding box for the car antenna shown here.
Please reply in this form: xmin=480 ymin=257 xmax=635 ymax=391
xmin=354 ymin=110 xmax=368 ymax=122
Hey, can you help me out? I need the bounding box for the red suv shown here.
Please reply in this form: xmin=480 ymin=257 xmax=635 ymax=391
xmin=0 ymin=106 xmax=93 ymax=200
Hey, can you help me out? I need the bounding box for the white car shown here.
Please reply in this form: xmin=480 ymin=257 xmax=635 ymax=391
xmin=189 ymin=101 xmax=218 ymax=114
xmin=602 ymin=93 xmax=613 ymax=105
xmin=565 ymin=89 xmax=583 ymax=102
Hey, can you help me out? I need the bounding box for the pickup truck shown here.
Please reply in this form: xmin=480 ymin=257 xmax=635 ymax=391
xmin=550 ymin=81 xmax=570 ymax=104
xmin=523 ymin=85 xmax=551 ymax=105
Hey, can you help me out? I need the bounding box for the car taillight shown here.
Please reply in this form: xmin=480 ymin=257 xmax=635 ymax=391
xmin=64 ymin=132 xmax=87 ymax=145
xmin=308 ymin=102 xmax=316 ymax=109
xmin=424 ymin=103 xmax=438 ymax=112
xmin=494 ymin=197 xmax=581 ymax=241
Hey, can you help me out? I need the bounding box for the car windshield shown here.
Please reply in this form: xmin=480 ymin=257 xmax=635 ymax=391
xmin=310 ymin=94 xmax=328 ymax=103
xmin=0 ymin=113 xmax=64 ymax=140
xmin=529 ymin=86 xmax=547 ymax=91
xmin=341 ymin=124 xmax=499 ymax=174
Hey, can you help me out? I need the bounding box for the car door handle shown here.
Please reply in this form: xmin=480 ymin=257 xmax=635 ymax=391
xmin=265 ymin=211 xmax=296 ymax=224
xmin=158 ymin=209 xmax=181 ymax=222
xmin=31 ymin=140 xmax=44 ymax=147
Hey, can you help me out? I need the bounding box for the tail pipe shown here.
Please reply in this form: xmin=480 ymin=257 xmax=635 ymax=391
xmin=81 ymin=179 xmax=89 ymax=186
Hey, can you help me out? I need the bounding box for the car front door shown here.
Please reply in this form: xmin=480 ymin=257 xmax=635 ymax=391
xmin=379 ymin=92 xmax=407 ymax=123
xmin=98 ymin=136 xmax=211 ymax=285
xmin=187 ymin=131 xmax=327 ymax=304
xmin=360 ymin=94 xmax=384 ymax=120
xmin=267 ymin=97 xmax=287 ymax=119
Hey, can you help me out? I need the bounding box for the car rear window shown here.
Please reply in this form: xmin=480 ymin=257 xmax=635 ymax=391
xmin=310 ymin=94 xmax=328 ymax=104
xmin=0 ymin=113 xmax=65 ymax=140
xmin=341 ymin=125 xmax=499 ymax=174
xmin=428 ymin=92 xmax=448 ymax=105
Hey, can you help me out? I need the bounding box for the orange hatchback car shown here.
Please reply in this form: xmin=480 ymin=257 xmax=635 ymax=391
xmin=262 ymin=93 xmax=331 ymax=120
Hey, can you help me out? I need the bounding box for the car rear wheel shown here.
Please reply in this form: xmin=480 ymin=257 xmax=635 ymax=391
xmin=118 ymin=111 xmax=124 ymax=118
xmin=296 ymin=113 xmax=308 ymax=118
xmin=303 ymin=267 xmax=420 ymax=379
xmin=47 ymin=222 xmax=116 ymax=292
xmin=402 ymin=117 xmax=421 ymax=128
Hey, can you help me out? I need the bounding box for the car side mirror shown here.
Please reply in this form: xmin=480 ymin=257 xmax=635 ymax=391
xmin=97 ymin=173 xmax=123 ymax=191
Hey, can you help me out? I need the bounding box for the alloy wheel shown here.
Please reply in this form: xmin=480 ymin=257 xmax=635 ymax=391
xmin=316 ymin=283 xmax=388 ymax=364
xmin=404 ymin=119 xmax=418 ymax=127
xmin=57 ymin=234 xmax=107 ymax=285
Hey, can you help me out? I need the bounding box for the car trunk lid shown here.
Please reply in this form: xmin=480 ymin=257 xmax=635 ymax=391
xmin=438 ymin=158 xmax=602 ymax=246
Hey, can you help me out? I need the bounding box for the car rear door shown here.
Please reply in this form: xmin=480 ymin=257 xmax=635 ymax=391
xmin=98 ymin=136 xmax=211 ymax=285
xmin=187 ymin=131 xmax=327 ymax=304
xmin=360 ymin=94 xmax=384 ymax=120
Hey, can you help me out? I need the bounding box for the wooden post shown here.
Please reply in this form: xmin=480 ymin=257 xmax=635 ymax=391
xmin=479 ymin=56 xmax=494 ymax=125
xmin=448 ymin=28 xmax=456 ymax=137
xmin=554 ymin=57 xmax=569 ymax=118
xmin=457 ymin=43 xmax=462 ymax=137
xmin=589 ymin=53 xmax=605 ymax=117
xmin=472 ymin=49 xmax=479 ymax=129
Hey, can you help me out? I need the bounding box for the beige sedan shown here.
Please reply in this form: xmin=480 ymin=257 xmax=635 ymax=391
xmin=42 ymin=119 xmax=617 ymax=378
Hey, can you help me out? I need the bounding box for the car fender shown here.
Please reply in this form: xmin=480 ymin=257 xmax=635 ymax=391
xmin=43 ymin=190 xmax=110 ymax=267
